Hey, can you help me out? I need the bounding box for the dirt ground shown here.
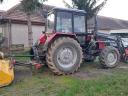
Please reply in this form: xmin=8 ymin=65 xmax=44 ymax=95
xmin=14 ymin=62 xmax=128 ymax=81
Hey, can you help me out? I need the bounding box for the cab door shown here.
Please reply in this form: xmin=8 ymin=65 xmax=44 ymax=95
xmin=73 ymin=13 xmax=86 ymax=45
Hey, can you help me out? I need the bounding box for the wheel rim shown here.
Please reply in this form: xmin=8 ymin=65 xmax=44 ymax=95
xmin=107 ymin=52 xmax=117 ymax=66
xmin=57 ymin=47 xmax=77 ymax=68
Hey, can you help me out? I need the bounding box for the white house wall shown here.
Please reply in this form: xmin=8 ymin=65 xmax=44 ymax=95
xmin=110 ymin=29 xmax=128 ymax=34
xmin=98 ymin=29 xmax=128 ymax=35
xmin=11 ymin=24 xmax=44 ymax=48
xmin=98 ymin=30 xmax=110 ymax=34
xmin=11 ymin=24 xmax=28 ymax=47
xmin=32 ymin=25 xmax=44 ymax=44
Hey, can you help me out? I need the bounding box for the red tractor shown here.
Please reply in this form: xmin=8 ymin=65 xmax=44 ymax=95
xmin=30 ymin=8 xmax=128 ymax=75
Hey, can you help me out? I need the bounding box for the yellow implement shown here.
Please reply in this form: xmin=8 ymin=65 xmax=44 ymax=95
xmin=0 ymin=60 xmax=14 ymax=87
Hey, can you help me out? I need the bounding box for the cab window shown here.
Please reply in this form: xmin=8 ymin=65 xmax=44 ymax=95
xmin=56 ymin=12 xmax=72 ymax=33
xmin=47 ymin=13 xmax=55 ymax=33
xmin=74 ymin=14 xmax=85 ymax=33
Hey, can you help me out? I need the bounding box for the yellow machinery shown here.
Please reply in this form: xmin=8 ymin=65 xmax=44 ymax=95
xmin=0 ymin=52 xmax=14 ymax=87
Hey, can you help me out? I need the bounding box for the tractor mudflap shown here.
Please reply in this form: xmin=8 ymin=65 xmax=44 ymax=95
xmin=0 ymin=60 xmax=14 ymax=87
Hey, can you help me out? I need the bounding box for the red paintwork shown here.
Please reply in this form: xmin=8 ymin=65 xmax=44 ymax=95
xmin=125 ymin=48 xmax=128 ymax=56
xmin=39 ymin=32 xmax=128 ymax=58
xmin=97 ymin=39 xmax=106 ymax=49
xmin=85 ymin=35 xmax=92 ymax=41
xmin=39 ymin=32 xmax=76 ymax=45
xmin=35 ymin=63 xmax=42 ymax=69
xmin=39 ymin=34 xmax=47 ymax=44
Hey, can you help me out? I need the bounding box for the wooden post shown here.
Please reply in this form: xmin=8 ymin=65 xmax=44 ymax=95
xmin=8 ymin=20 xmax=12 ymax=53
xmin=27 ymin=14 xmax=33 ymax=47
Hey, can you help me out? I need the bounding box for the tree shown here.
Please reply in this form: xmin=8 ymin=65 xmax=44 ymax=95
xmin=0 ymin=0 xmax=47 ymax=47
xmin=21 ymin=0 xmax=47 ymax=47
xmin=0 ymin=0 xmax=3 ymax=2
xmin=63 ymin=0 xmax=107 ymax=18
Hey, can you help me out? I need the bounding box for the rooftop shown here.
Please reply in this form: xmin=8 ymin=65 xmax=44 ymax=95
xmin=0 ymin=4 xmax=53 ymax=24
xmin=97 ymin=16 xmax=128 ymax=30
xmin=53 ymin=7 xmax=86 ymax=14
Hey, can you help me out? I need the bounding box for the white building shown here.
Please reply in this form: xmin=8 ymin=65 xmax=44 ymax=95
xmin=0 ymin=4 xmax=52 ymax=51
xmin=97 ymin=16 xmax=128 ymax=34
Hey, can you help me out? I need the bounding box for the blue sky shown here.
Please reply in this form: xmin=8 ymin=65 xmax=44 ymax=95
xmin=0 ymin=0 xmax=128 ymax=20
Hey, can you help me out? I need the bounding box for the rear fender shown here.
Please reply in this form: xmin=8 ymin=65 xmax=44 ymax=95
xmin=42 ymin=33 xmax=77 ymax=51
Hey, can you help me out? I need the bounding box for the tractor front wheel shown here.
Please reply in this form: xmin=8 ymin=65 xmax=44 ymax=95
xmin=99 ymin=46 xmax=120 ymax=68
xmin=46 ymin=37 xmax=83 ymax=75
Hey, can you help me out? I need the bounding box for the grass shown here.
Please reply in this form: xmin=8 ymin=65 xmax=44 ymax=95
xmin=1 ymin=52 xmax=128 ymax=96
xmin=0 ymin=66 xmax=128 ymax=96
xmin=11 ymin=51 xmax=30 ymax=61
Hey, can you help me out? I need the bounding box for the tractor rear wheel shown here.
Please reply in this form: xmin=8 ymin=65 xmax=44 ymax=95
xmin=46 ymin=37 xmax=83 ymax=75
xmin=99 ymin=46 xmax=120 ymax=68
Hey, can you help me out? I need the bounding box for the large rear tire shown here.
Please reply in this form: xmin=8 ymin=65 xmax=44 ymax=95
xmin=46 ymin=37 xmax=83 ymax=75
xmin=99 ymin=46 xmax=120 ymax=68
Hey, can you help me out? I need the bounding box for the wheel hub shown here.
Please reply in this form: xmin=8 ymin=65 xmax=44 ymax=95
xmin=60 ymin=49 xmax=73 ymax=63
xmin=57 ymin=47 xmax=77 ymax=68
xmin=107 ymin=52 xmax=117 ymax=65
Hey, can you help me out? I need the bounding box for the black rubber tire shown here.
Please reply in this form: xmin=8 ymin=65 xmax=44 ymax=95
xmin=99 ymin=46 xmax=120 ymax=68
xmin=46 ymin=37 xmax=83 ymax=75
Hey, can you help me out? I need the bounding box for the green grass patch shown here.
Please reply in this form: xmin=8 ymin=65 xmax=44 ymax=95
xmin=1 ymin=69 xmax=128 ymax=96
xmin=1 ymin=52 xmax=128 ymax=96
xmin=11 ymin=51 xmax=30 ymax=61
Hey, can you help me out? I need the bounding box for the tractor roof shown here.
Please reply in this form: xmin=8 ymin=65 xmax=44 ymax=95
xmin=52 ymin=7 xmax=86 ymax=14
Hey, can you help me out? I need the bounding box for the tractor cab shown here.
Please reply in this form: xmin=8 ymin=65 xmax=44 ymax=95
xmin=46 ymin=8 xmax=86 ymax=33
xmin=45 ymin=8 xmax=96 ymax=45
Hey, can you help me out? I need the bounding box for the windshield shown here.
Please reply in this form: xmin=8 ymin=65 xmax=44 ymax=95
xmin=46 ymin=13 xmax=55 ymax=33
xmin=56 ymin=12 xmax=72 ymax=33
